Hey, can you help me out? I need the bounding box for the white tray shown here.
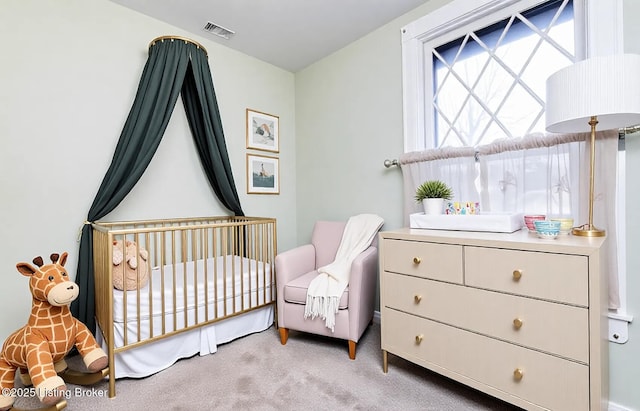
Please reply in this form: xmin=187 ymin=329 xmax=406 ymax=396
xmin=410 ymin=212 xmax=524 ymax=233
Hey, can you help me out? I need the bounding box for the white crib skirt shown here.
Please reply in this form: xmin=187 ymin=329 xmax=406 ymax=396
xmin=96 ymin=305 xmax=274 ymax=379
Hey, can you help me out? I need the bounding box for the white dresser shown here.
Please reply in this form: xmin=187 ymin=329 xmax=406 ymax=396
xmin=379 ymin=228 xmax=608 ymax=411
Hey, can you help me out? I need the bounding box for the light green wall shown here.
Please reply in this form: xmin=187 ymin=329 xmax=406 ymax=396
xmin=294 ymin=0 xmax=450 ymax=239
xmin=296 ymin=1 xmax=640 ymax=409
xmin=0 ymin=0 xmax=296 ymax=342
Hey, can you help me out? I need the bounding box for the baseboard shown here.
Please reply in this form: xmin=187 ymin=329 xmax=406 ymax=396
xmin=610 ymin=401 xmax=635 ymax=411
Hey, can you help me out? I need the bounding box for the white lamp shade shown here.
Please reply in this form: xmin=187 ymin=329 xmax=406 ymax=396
xmin=546 ymin=53 xmax=640 ymax=133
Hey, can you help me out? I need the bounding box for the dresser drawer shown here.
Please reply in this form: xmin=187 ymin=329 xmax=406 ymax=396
xmin=465 ymin=246 xmax=588 ymax=306
xmin=383 ymin=272 xmax=589 ymax=363
xmin=382 ymin=308 xmax=589 ymax=411
xmin=382 ymin=239 xmax=463 ymax=283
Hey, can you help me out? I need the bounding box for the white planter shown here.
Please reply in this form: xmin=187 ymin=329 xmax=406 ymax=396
xmin=422 ymin=198 xmax=445 ymax=215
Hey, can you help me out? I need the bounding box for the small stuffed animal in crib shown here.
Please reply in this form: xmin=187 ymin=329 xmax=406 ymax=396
xmin=0 ymin=252 xmax=108 ymax=410
xmin=112 ymin=240 xmax=149 ymax=290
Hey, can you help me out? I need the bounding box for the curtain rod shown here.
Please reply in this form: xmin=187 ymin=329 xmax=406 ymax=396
xmin=621 ymin=124 xmax=640 ymax=136
xmin=148 ymin=35 xmax=208 ymax=56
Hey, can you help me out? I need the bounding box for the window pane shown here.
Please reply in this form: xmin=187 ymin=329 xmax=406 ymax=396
xmin=432 ymin=0 xmax=574 ymax=148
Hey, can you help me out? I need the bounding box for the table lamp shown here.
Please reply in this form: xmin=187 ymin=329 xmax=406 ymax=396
xmin=545 ymin=53 xmax=640 ymax=237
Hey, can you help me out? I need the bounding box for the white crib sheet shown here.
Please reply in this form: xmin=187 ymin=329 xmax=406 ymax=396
xmin=113 ymin=255 xmax=272 ymax=323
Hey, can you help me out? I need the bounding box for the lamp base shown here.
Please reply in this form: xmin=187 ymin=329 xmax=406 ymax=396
xmin=571 ymin=224 xmax=605 ymax=237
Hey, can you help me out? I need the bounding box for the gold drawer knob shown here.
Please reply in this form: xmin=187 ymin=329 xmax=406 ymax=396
xmin=513 ymin=368 xmax=524 ymax=381
xmin=413 ymin=257 xmax=421 ymax=264
xmin=414 ymin=295 xmax=422 ymax=304
xmin=512 ymin=269 xmax=523 ymax=280
xmin=415 ymin=334 xmax=424 ymax=344
xmin=513 ymin=318 xmax=523 ymax=330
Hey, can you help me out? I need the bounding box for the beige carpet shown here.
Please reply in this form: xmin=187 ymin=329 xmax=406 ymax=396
xmin=10 ymin=323 xmax=519 ymax=410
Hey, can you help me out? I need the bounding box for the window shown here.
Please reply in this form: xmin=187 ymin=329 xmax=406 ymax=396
xmin=402 ymin=0 xmax=624 ymax=152
xmin=431 ymin=0 xmax=574 ymax=148
xmin=401 ymin=0 xmax=630 ymax=326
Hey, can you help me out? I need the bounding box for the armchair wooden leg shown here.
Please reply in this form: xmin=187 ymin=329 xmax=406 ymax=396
xmin=348 ymin=340 xmax=356 ymax=360
xmin=279 ymin=327 xmax=289 ymax=345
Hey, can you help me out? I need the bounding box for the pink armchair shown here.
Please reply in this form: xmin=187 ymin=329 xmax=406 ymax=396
xmin=275 ymin=220 xmax=379 ymax=359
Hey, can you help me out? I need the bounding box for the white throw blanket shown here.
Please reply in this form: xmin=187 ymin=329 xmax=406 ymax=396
xmin=304 ymin=214 xmax=384 ymax=331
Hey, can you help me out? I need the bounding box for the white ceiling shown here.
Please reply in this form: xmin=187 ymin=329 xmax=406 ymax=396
xmin=109 ymin=0 xmax=429 ymax=72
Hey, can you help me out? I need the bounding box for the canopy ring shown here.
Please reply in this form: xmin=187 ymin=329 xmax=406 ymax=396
xmin=148 ymin=35 xmax=207 ymax=56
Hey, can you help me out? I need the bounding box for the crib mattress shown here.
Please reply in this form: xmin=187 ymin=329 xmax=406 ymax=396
xmin=113 ymin=255 xmax=272 ymax=324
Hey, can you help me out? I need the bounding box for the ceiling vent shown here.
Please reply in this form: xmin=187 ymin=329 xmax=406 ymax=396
xmin=202 ymin=21 xmax=235 ymax=40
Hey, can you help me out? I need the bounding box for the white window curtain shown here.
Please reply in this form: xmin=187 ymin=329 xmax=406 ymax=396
xmin=476 ymin=133 xmax=582 ymax=216
xmin=399 ymin=147 xmax=478 ymax=222
xmin=399 ymin=130 xmax=619 ymax=308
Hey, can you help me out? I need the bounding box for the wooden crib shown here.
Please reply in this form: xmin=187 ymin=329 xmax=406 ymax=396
xmin=91 ymin=216 xmax=277 ymax=397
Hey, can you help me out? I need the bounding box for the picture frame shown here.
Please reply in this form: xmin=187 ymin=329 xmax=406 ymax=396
xmin=247 ymin=154 xmax=279 ymax=194
xmin=246 ymin=109 xmax=279 ymax=152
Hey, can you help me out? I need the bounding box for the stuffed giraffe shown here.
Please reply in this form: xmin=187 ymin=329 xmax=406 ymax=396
xmin=0 ymin=252 xmax=108 ymax=410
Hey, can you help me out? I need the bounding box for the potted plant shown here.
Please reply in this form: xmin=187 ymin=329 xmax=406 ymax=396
xmin=415 ymin=180 xmax=453 ymax=215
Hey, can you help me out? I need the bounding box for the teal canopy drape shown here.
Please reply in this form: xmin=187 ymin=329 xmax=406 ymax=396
xmin=71 ymin=37 xmax=244 ymax=334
